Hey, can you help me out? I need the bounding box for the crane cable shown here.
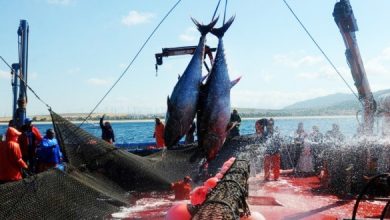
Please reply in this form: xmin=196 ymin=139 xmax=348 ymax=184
xmin=0 ymin=56 xmax=51 ymax=110
xmin=281 ymin=0 xmax=361 ymax=103
xmin=79 ymin=0 xmax=183 ymax=127
xmin=211 ymin=0 xmax=229 ymax=25
xmin=223 ymin=0 xmax=228 ymax=24
xmin=211 ymin=0 xmax=222 ymax=21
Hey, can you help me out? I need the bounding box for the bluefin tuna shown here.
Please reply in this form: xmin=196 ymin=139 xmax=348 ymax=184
xmin=164 ymin=18 xmax=218 ymax=148
xmin=197 ymin=17 xmax=240 ymax=161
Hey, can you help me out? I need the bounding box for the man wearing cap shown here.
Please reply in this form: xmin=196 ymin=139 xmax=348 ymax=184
xmin=0 ymin=127 xmax=28 ymax=183
xmin=229 ymin=109 xmax=241 ymax=138
xmin=19 ymin=118 xmax=43 ymax=172
xmin=171 ymin=176 xmax=192 ymax=200
xmin=36 ymin=129 xmax=63 ymax=173
xmin=99 ymin=114 xmax=115 ymax=144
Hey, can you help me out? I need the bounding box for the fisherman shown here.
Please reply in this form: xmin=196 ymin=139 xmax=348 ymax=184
xmin=36 ymin=129 xmax=63 ymax=173
xmin=308 ymin=126 xmax=323 ymax=143
xmin=99 ymin=114 xmax=115 ymax=144
xmin=19 ymin=117 xmax=43 ymax=173
xmin=0 ymin=127 xmax=28 ymax=184
xmin=229 ymin=109 xmax=241 ymax=138
xmin=0 ymin=120 xmax=14 ymax=142
xmin=324 ymin=123 xmax=345 ymax=142
xmin=295 ymin=138 xmax=315 ymax=175
xmin=263 ymin=120 xmax=281 ymax=181
xmin=8 ymin=119 xmax=15 ymax=128
xmin=292 ymin=122 xmax=306 ymax=169
xmin=362 ymin=157 xmax=387 ymax=196
xmin=294 ymin=122 xmax=306 ymax=144
xmin=171 ymin=176 xmax=192 ymax=200
xmin=308 ymin=125 xmax=324 ymax=173
xmin=153 ymin=117 xmax=165 ymax=148
xmin=255 ymin=118 xmax=268 ymax=142
xmin=185 ymin=121 xmax=196 ymax=144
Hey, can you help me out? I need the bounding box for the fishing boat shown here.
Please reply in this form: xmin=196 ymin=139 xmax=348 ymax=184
xmin=0 ymin=0 xmax=389 ymax=219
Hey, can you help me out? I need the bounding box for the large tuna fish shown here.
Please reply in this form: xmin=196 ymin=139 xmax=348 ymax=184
xmin=164 ymin=18 xmax=218 ymax=148
xmin=198 ymin=17 xmax=240 ymax=161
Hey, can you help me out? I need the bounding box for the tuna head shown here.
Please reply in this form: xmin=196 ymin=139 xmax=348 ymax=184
xmin=199 ymin=119 xmax=231 ymax=161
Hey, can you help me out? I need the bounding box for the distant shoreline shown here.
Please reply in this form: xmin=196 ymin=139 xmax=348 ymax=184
xmin=0 ymin=114 xmax=355 ymax=125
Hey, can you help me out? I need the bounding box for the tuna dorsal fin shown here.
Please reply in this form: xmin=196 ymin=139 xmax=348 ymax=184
xmin=178 ymin=74 xmax=181 ymax=80
xmin=211 ymin=16 xmax=235 ymax=38
xmin=230 ymin=76 xmax=241 ymax=88
xmin=191 ymin=17 xmax=219 ymax=36
xmin=167 ymin=96 xmax=172 ymax=111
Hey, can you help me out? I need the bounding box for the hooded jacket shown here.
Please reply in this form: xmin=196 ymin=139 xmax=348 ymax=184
xmin=0 ymin=127 xmax=28 ymax=182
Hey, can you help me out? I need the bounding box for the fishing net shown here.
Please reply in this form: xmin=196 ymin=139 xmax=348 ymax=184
xmin=50 ymin=110 xmax=202 ymax=191
xmin=192 ymin=159 xmax=250 ymax=220
xmin=0 ymin=110 xmax=205 ymax=219
xmin=0 ymin=169 xmax=127 ymax=219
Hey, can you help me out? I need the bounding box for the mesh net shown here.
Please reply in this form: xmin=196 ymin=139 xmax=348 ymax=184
xmin=0 ymin=110 xmax=205 ymax=219
xmin=192 ymin=160 xmax=250 ymax=220
xmin=50 ymin=110 xmax=202 ymax=191
xmin=0 ymin=169 xmax=126 ymax=219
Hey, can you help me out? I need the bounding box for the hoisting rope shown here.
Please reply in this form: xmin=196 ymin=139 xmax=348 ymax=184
xmin=223 ymin=0 xmax=228 ymax=24
xmin=211 ymin=0 xmax=222 ymax=22
xmin=281 ymin=0 xmax=361 ymax=103
xmin=79 ymin=0 xmax=183 ymax=127
xmin=211 ymin=0 xmax=229 ymax=25
xmin=0 ymin=56 xmax=51 ymax=110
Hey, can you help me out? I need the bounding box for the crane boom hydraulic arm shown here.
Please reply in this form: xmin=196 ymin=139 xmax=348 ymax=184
xmin=155 ymin=45 xmax=216 ymax=73
xmin=333 ymin=0 xmax=375 ymax=134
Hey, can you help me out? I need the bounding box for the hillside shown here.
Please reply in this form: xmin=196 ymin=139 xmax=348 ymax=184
xmin=2 ymin=89 xmax=389 ymax=122
xmin=283 ymin=89 xmax=390 ymax=111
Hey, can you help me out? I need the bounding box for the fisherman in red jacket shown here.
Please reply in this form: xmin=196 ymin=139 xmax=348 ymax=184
xmin=153 ymin=118 xmax=165 ymax=148
xmin=171 ymin=176 xmax=192 ymax=200
xmin=0 ymin=127 xmax=28 ymax=184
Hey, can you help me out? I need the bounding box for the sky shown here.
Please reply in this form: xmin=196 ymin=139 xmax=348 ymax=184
xmin=1 ymin=0 xmax=390 ymax=117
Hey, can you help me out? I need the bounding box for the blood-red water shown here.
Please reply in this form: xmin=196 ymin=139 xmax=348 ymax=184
xmin=249 ymin=174 xmax=387 ymax=220
xmin=109 ymin=173 xmax=388 ymax=220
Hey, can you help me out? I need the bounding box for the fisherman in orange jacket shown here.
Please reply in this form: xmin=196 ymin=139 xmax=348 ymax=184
xmin=153 ymin=118 xmax=165 ymax=148
xmin=0 ymin=127 xmax=28 ymax=184
xmin=171 ymin=176 xmax=192 ymax=200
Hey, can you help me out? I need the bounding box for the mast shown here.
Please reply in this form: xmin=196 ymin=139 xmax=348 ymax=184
xmin=12 ymin=20 xmax=29 ymax=128
xmin=333 ymin=0 xmax=375 ymax=134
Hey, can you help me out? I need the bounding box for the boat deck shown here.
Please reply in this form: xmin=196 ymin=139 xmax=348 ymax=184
xmin=248 ymin=172 xmax=387 ymax=220
xmin=110 ymin=171 xmax=388 ymax=219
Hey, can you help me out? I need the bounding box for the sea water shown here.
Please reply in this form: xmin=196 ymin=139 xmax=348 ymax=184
xmin=0 ymin=115 xmax=359 ymax=144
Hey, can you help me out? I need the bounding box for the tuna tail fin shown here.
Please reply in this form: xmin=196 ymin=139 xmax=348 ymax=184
xmin=167 ymin=96 xmax=172 ymax=111
xmin=230 ymin=76 xmax=241 ymax=88
xmin=191 ymin=17 xmax=219 ymax=36
xmin=211 ymin=16 xmax=235 ymax=38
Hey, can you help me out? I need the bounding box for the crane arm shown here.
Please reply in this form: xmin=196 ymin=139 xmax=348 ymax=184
xmin=333 ymin=0 xmax=375 ymax=134
xmin=155 ymin=45 xmax=216 ymax=73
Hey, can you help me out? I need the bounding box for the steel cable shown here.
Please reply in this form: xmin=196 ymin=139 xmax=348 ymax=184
xmin=282 ymin=0 xmax=361 ymax=103
xmin=79 ymin=0 xmax=183 ymax=127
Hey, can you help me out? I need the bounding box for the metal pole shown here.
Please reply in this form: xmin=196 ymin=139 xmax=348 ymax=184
xmin=11 ymin=63 xmax=20 ymax=123
xmin=15 ymin=20 xmax=29 ymax=128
